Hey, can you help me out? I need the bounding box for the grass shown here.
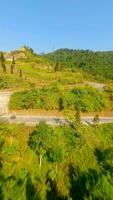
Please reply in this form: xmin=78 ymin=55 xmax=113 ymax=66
xmin=0 ymin=64 xmax=84 ymax=91
xmin=0 ymin=59 xmax=112 ymax=92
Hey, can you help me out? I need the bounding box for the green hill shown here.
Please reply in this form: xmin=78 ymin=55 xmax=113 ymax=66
xmin=1 ymin=47 xmax=113 ymax=81
xmin=44 ymin=49 xmax=113 ymax=80
xmin=3 ymin=46 xmax=49 ymax=67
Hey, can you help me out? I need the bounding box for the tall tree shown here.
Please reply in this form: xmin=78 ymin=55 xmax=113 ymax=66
xmin=28 ymin=121 xmax=53 ymax=168
xmin=75 ymin=108 xmax=81 ymax=124
xmin=19 ymin=69 xmax=22 ymax=78
xmin=0 ymin=53 xmax=6 ymax=73
xmin=93 ymin=114 xmax=100 ymax=125
xmin=11 ymin=56 xmax=15 ymax=74
xmin=54 ymin=61 xmax=59 ymax=72
xmin=58 ymin=97 xmax=64 ymax=111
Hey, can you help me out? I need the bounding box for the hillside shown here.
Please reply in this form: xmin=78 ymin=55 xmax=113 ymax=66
xmin=1 ymin=47 xmax=113 ymax=82
xmin=0 ymin=47 xmax=113 ymax=199
xmin=3 ymin=46 xmax=49 ymax=67
xmin=0 ymin=46 xmax=113 ymax=116
xmin=45 ymin=49 xmax=113 ymax=81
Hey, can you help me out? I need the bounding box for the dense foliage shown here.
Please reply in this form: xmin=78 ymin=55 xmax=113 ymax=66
xmin=0 ymin=122 xmax=113 ymax=199
xmin=45 ymin=49 xmax=113 ymax=80
xmin=104 ymin=83 xmax=113 ymax=101
xmin=9 ymin=86 xmax=108 ymax=112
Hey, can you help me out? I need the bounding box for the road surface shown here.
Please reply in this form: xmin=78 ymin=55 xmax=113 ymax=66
xmin=0 ymin=92 xmax=12 ymax=114
xmin=1 ymin=115 xmax=113 ymax=126
xmin=84 ymin=81 xmax=105 ymax=91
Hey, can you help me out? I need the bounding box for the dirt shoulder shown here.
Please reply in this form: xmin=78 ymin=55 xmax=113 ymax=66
xmin=9 ymin=109 xmax=113 ymax=117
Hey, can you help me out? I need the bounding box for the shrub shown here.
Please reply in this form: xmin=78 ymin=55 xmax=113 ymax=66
xmin=9 ymin=86 xmax=108 ymax=112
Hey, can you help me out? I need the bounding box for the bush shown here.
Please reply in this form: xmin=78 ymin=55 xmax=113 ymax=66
xmin=0 ymin=75 xmax=28 ymax=89
xmin=9 ymin=86 xmax=108 ymax=112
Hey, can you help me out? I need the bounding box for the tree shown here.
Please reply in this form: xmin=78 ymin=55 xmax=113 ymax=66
xmin=69 ymin=107 xmax=81 ymax=129
xmin=75 ymin=108 xmax=81 ymax=124
xmin=58 ymin=97 xmax=64 ymax=111
xmin=19 ymin=69 xmax=23 ymax=78
xmin=48 ymin=145 xmax=63 ymax=175
xmin=91 ymin=175 xmax=113 ymax=200
xmin=93 ymin=114 xmax=100 ymax=125
xmin=11 ymin=56 xmax=15 ymax=74
xmin=54 ymin=61 xmax=59 ymax=72
xmin=0 ymin=53 xmax=6 ymax=73
xmin=95 ymin=147 xmax=113 ymax=175
xmin=28 ymin=121 xmax=53 ymax=167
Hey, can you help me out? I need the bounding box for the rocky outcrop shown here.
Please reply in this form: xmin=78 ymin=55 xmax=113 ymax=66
xmin=4 ymin=49 xmax=26 ymax=61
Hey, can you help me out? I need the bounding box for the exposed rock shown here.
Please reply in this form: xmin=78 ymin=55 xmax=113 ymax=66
xmin=4 ymin=47 xmax=27 ymax=61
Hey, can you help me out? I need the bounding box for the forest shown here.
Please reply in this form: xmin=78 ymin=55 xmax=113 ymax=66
xmin=44 ymin=49 xmax=113 ymax=81
xmin=0 ymin=121 xmax=113 ymax=200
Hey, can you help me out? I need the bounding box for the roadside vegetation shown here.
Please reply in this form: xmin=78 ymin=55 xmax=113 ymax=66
xmin=0 ymin=121 xmax=113 ymax=199
xmin=9 ymin=85 xmax=109 ymax=112
xmin=0 ymin=47 xmax=113 ymax=92
xmin=0 ymin=74 xmax=33 ymax=90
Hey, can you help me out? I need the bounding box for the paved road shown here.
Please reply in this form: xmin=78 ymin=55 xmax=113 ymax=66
xmin=84 ymin=81 xmax=105 ymax=91
xmin=81 ymin=117 xmax=113 ymax=125
xmin=1 ymin=115 xmax=113 ymax=125
xmin=0 ymin=92 xmax=13 ymax=114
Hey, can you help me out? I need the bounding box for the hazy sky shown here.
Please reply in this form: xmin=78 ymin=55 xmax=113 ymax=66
xmin=0 ymin=0 xmax=113 ymax=53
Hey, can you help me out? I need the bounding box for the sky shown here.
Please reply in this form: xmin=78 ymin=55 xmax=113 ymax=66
xmin=0 ymin=0 xmax=113 ymax=53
